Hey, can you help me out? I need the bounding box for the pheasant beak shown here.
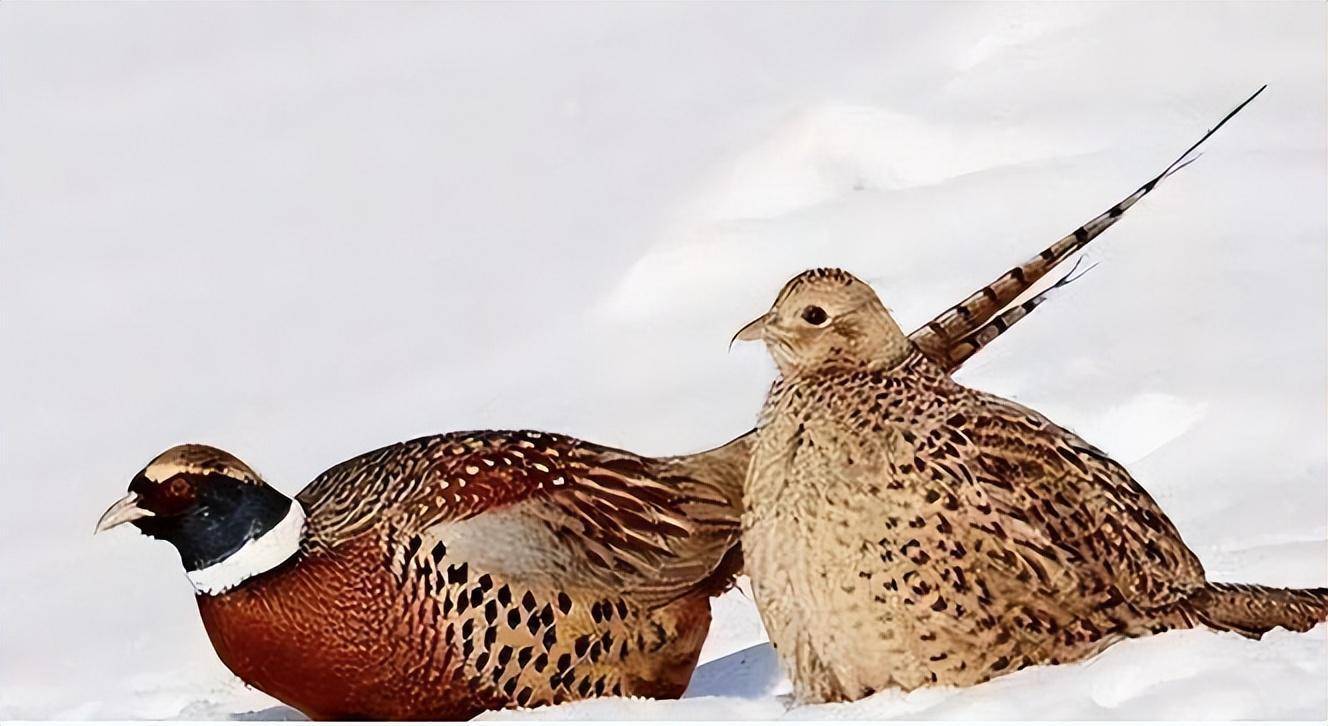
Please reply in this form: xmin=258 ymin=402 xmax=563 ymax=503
xmin=730 ymin=313 xmax=769 ymax=349
xmin=96 ymin=492 xmax=154 ymax=534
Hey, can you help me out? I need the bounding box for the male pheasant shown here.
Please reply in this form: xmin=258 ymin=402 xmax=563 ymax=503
xmin=735 ymin=267 xmax=1327 ymax=703
xmin=98 ymin=435 xmax=747 ymax=720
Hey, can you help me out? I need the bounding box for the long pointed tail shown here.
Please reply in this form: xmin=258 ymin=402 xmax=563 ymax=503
xmin=909 ymin=85 xmax=1266 ymax=370
xmin=1186 ymin=582 xmax=1328 ymax=638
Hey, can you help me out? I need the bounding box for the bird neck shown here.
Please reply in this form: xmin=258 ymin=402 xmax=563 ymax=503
xmin=862 ymin=329 xmax=915 ymax=372
xmin=781 ymin=318 xmax=914 ymax=378
xmin=186 ymin=499 xmax=306 ymax=596
xmin=856 ymin=304 xmax=914 ymax=369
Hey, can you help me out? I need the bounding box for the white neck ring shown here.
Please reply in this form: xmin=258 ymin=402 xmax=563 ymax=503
xmin=186 ymin=501 xmax=305 ymax=596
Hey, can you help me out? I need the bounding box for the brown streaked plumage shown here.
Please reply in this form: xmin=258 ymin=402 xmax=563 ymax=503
xmin=738 ymin=268 xmax=1327 ymax=703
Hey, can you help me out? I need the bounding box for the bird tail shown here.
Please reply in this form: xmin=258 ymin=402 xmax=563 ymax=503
xmin=663 ymin=432 xmax=753 ymax=508
xmin=940 ymin=257 xmax=1096 ymax=372
xmin=909 ymin=85 xmax=1266 ymax=372
xmin=653 ymin=433 xmax=755 ymax=598
xmin=1185 ymin=582 xmax=1328 ymax=638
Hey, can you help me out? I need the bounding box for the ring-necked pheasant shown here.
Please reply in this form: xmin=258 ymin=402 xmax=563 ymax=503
xmin=98 ymin=436 xmax=746 ymax=720
xmin=734 ymin=267 xmax=1327 ymax=704
xmin=92 ymin=90 xmax=1260 ymax=719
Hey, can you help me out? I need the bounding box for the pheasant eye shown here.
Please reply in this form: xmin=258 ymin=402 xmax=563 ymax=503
xmin=801 ymin=306 xmax=828 ymax=326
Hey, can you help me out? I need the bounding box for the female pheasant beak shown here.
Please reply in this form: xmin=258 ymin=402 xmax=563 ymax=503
xmin=731 ymin=313 xmax=769 ymax=347
xmin=95 ymin=492 xmax=154 ymax=533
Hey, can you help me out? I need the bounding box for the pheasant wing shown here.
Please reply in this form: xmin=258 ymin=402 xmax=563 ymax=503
xmin=956 ymin=392 xmax=1209 ymax=610
xmin=296 ymin=430 xmax=740 ymax=608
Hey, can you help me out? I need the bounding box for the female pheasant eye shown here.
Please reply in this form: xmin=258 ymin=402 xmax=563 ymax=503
xmin=801 ymin=305 xmax=828 ymax=326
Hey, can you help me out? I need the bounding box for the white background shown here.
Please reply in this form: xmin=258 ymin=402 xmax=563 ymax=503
xmin=2 ymin=3 xmax=1324 ymax=720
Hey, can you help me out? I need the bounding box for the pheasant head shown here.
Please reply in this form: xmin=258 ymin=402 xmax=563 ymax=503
xmin=734 ymin=268 xmax=913 ymax=376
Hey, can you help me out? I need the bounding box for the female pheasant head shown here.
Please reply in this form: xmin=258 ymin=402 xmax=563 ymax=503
xmin=734 ymin=268 xmax=913 ymax=376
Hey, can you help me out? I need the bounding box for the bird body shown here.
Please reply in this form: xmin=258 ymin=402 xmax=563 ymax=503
xmin=745 ymin=351 xmax=1182 ymax=699
xmin=739 ymin=268 xmax=1328 ymax=703
xmin=193 ymin=527 xmax=713 ymax=719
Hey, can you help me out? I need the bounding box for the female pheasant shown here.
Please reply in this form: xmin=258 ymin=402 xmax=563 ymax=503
xmin=735 ymin=267 xmax=1328 ymax=703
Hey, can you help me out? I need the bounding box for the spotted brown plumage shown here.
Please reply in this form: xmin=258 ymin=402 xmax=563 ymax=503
xmin=737 ymin=268 xmax=1327 ymax=703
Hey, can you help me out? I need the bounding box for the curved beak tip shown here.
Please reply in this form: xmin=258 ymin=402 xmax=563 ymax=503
xmin=730 ymin=314 xmax=768 ymax=350
xmin=95 ymin=493 xmax=153 ymax=535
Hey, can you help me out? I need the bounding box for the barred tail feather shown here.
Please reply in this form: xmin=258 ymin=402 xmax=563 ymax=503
xmin=909 ymin=85 xmax=1266 ymax=367
xmin=940 ymin=259 xmax=1096 ymax=373
xmin=1187 ymin=582 xmax=1328 ymax=638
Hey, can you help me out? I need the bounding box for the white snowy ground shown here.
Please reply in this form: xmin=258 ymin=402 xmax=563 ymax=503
xmin=2 ymin=3 xmax=1325 ymax=721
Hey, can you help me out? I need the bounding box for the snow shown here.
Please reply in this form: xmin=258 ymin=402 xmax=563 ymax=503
xmin=2 ymin=2 xmax=1325 ymax=721
xmin=485 ymin=625 xmax=1328 ymax=721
